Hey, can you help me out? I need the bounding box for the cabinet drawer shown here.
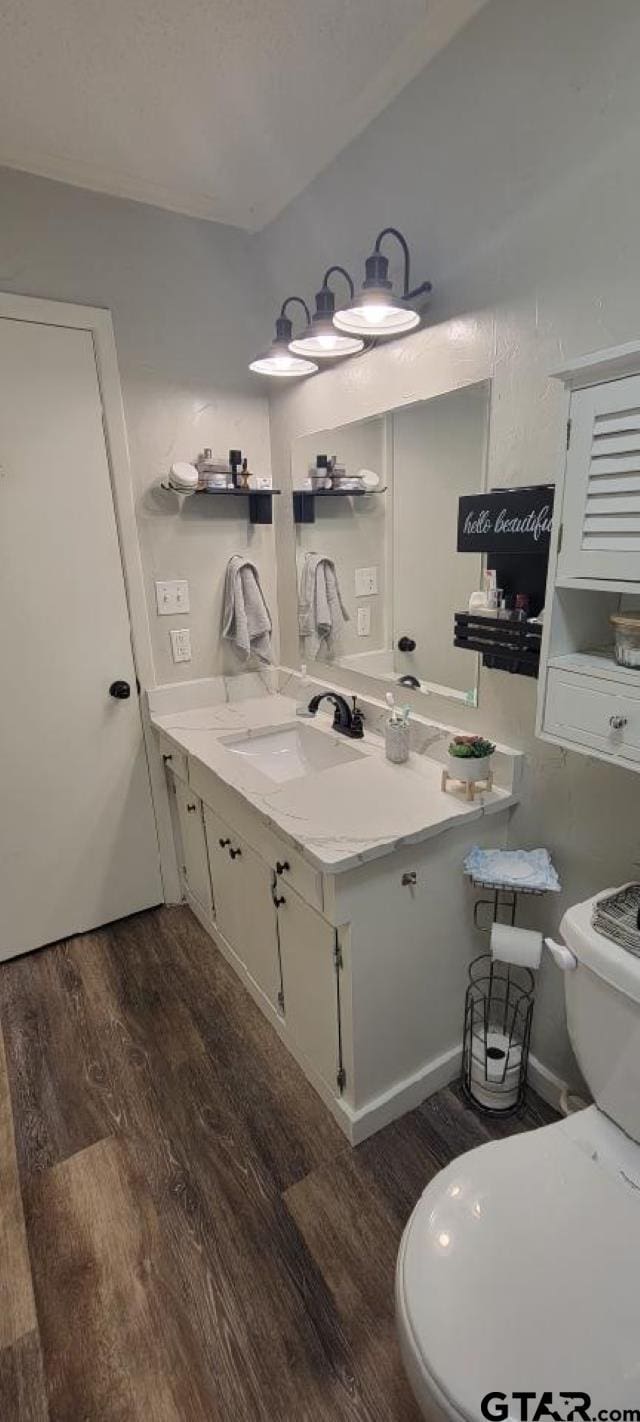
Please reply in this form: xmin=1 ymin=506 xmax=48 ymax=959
xmin=545 ymin=666 xmax=640 ymax=762
xmin=189 ymin=762 xmax=324 ymax=913
xmin=157 ymin=732 xmax=188 ymax=784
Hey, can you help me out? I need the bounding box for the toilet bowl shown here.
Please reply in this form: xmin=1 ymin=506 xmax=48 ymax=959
xmin=396 ymin=890 xmax=640 ymax=1421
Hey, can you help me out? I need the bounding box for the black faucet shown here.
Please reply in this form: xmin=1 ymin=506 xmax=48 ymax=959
xmin=307 ymin=691 xmax=364 ymax=739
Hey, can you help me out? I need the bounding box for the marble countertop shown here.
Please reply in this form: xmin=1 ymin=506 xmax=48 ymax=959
xmin=150 ymin=691 xmax=517 ymax=875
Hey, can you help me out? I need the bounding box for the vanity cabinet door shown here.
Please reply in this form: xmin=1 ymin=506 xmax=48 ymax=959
xmin=277 ymin=886 xmax=341 ymax=1096
xmin=174 ymin=781 xmax=213 ymax=916
xmin=203 ymin=806 xmax=282 ymax=1012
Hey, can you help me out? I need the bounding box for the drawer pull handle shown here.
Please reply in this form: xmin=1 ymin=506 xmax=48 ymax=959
xmin=186 ymin=803 xmax=198 ymax=814
xmin=218 ymin=837 xmax=231 ymax=848
xmin=402 ymin=871 xmax=417 ymax=887
xmin=162 ymin=753 xmax=173 ymax=763
xmin=229 ymin=846 xmax=242 ymax=859
xmin=273 ymin=894 xmax=286 ymax=908
xmin=276 ymin=860 xmax=290 ymax=875
xmin=609 ymin=715 xmax=627 ymax=730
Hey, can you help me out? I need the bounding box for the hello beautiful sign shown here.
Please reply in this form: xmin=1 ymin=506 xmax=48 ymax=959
xmin=457 ymin=485 xmax=554 ymax=553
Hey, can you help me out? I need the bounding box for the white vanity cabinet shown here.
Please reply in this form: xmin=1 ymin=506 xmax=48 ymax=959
xmin=172 ymin=779 xmax=213 ymax=917
xmin=537 ymin=342 xmax=640 ymax=771
xmin=202 ymin=804 xmax=283 ymax=1014
xmin=276 ymin=885 xmax=342 ymax=1096
xmin=157 ymin=721 xmax=514 ymax=1144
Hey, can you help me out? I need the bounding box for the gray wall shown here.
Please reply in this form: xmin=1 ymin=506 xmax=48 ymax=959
xmin=0 ymin=166 xmax=274 ymax=685
xmin=259 ymin=0 xmax=640 ymax=1086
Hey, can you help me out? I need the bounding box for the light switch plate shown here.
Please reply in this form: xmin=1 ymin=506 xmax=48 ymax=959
xmin=355 ymin=566 xmax=378 ymax=597
xmin=156 ymin=579 xmax=190 ymax=615
xmin=357 ymin=606 xmax=371 ymax=637
xmin=170 ymin=628 xmax=192 ymax=663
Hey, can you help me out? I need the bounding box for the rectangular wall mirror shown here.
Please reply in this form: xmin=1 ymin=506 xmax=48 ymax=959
xmin=292 ymin=379 xmax=491 ymax=706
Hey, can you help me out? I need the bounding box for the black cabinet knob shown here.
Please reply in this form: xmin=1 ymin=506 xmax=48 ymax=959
xmin=229 ymin=846 xmax=242 ymax=859
xmin=397 ymin=636 xmax=416 ymax=653
xmin=273 ymin=894 xmax=286 ymax=908
xmin=219 ymin=837 xmax=231 ymax=848
xmin=276 ymin=860 xmax=290 ymax=875
xmin=109 ymin=679 xmax=131 ymax=699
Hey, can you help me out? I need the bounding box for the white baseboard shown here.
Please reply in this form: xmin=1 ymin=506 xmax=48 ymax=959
xmin=346 ymin=1046 xmax=463 ymax=1145
xmin=526 ymin=1051 xmax=570 ymax=1113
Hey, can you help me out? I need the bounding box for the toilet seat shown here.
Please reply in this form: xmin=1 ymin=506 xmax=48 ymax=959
xmin=396 ymin=1112 xmax=640 ymax=1422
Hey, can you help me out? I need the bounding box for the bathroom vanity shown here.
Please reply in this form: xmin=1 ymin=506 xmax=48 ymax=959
xmin=151 ymin=678 xmax=520 ymax=1143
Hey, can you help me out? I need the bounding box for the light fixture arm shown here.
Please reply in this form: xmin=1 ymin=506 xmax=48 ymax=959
xmin=321 ymin=265 xmax=355 ymax=300
xmin=373 ymin=227 xmax=431 ymax=301
xmin=280 ymin=295 xmax=312 ymax=326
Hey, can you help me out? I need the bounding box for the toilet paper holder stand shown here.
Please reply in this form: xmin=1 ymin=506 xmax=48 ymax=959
xmin=471 ymin=874 xmax=547 ymax=934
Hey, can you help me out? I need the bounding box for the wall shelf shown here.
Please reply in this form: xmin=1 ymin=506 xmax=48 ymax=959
xmin=293 ymin=487 xmax=387 ymax=524
xmin=454 ymin=610 xmax=542 ymax=678
xmin=160 ymin=483 xmax=280 ymax=525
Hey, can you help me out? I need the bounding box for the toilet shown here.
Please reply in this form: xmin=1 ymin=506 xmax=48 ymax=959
xmin=396 ymin=889 xmax=640 ymax=1421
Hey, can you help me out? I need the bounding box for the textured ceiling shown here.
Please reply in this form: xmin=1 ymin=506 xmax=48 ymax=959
xmin=0 ymin=0 xmax=487 ymax=230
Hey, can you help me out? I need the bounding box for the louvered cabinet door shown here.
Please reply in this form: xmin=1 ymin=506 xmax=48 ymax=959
xmin=560 ymin=372 xmax=640 ymax=581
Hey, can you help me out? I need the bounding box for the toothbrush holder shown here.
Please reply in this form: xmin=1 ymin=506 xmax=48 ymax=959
xmin=385 ymin=717 xmax=410 ymax=764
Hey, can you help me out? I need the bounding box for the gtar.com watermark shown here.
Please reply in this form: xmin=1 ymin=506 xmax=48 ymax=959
xmin=481 ymin=1393 xmax=640 ymax=1422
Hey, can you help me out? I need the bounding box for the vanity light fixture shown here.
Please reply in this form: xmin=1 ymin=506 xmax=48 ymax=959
xmin=249 ymin=297 xmax=318 ymax=377
xmin=333 ymin=227 xmax=431 ymax=337
xmin=288 ymin=267 xmax=365 ymax=359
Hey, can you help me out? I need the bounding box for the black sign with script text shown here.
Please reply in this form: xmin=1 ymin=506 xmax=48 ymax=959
xmin=457 ymin=485 xmax=554 ymax=553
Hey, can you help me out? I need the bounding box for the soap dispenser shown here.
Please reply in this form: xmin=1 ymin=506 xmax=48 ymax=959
xmin=296 ymin=664 xmax=314 ymax=717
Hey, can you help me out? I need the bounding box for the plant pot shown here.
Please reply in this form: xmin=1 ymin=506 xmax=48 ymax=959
xmin=447 ymin=752 xmax=492 ymax=782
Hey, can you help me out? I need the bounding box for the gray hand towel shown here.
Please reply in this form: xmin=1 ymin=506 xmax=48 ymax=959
xmin=298 ymin=552 xmax=349 ymax=653
xmin=222 ymin=555 xmax=273 ymax=663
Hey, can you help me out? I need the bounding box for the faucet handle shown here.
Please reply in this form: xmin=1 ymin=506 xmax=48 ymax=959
xmin=351 ymin=695 xmax=365 ymax=739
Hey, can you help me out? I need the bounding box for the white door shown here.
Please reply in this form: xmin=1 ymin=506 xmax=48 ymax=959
xmin=0 ymin=316 xmax=162 ymax=961
xmin=560 ymin=373 xmax=640 ymax=582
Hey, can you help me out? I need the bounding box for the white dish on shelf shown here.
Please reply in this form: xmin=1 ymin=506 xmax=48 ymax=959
xmin=358 ymin=468 xmax=380 ymax=490
xmin=169 ymin=461 xmax=198 ymax=490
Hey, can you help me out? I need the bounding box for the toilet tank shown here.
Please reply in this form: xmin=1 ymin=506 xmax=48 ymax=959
xmin=561 ymin=892 xmax=640 ymax=1143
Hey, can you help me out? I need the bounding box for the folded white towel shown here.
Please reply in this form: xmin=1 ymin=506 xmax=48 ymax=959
xmin=298 ymin=552 xmax=349 ymax=654
xmin=222 ymin=555 xmax=273 ymax=663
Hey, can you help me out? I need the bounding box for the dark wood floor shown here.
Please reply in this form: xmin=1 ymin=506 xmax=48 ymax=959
xmin=0 ymin=906 xmax=558 ymax=1421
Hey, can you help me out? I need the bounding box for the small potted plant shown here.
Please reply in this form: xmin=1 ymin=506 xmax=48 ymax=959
xmin=447 ymin=734 xmax=496 ymax=788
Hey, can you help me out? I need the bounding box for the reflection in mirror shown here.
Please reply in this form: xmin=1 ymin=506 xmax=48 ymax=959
xmin=292 ymin=380 xmax=490 ymax=705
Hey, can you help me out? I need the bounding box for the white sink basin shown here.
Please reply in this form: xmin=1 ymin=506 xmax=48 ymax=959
xmin=220 ymin=721 xmax=365 ymax=783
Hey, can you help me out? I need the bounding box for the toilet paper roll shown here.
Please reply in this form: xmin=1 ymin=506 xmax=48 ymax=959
xmin=490 ymin=921 xmax=543 ymax=969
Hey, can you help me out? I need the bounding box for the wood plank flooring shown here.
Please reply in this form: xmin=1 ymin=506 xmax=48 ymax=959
xmin=0 ymin=905 xmax=558 ymax=1421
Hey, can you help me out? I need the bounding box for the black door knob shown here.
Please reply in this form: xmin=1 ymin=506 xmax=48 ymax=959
xmin=397 ymin=636 xmax=416 ymax=653
xmin=109 ymin=680 xmax=131 ymax=699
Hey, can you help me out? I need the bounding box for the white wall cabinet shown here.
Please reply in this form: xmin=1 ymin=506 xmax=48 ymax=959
xmin=559 ymin=371 xmax=640 ymax=583
xmin=173 ymin=779 xmax=213 ymax=917
xmin=537 ymin=342 xmax=640 ymax=772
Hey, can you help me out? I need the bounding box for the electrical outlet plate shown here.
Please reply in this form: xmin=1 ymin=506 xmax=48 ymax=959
xmin=170 ymin=628 xmax=192 ymax=663
xmin=357 ymin=606 xmax=371 ymax=637
xmin=355 ymin=566 xmax=378 ymax=597
xmin=156 ymin=579 xmax=190 ymax=615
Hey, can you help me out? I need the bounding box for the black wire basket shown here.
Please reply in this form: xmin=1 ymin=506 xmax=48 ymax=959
xmin=461 ymin=954 xmax=535 ymax=1116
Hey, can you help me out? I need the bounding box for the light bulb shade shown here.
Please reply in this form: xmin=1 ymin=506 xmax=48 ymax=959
xmin=289 ymin=286 xmax=364 ymax=357
xmin=249 ymin=315 xmax=318 ymax=377
xmin=333 ymin=251 xmax=421 ymax=336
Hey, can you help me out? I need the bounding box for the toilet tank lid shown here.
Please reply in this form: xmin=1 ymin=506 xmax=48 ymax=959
xmin=561 ymin=887 xmax=640 ymax=1004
